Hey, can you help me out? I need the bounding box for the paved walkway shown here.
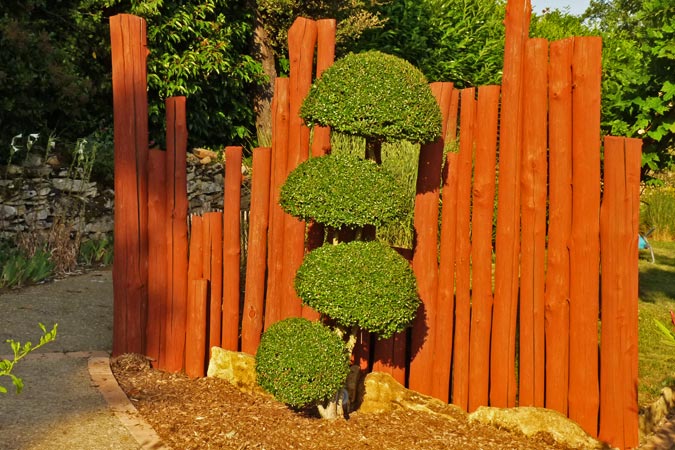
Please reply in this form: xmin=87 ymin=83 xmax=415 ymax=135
xmin=0 ymin=270 xmax=164 ymax=450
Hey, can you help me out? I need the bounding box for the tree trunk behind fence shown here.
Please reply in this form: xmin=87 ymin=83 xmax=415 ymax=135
xmin=490 ymin=0 xmax=530 ymax=408
xmin=568 ymin=36 xmax=602 ymax=437
xmin=545 ymin=37 xmax=574 ymax=416
xmin=110 ymin=13 xmax=149 ymax=356
xmin=467 ymin=85 xmax=500 ymax=412
xmin=518 ymin=37 xmax=548 ymax=408
xmin=222 ymin=146 xmax=243 ymax=351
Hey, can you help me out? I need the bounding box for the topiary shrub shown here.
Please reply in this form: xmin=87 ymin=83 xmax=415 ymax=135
xmin=279 ymin=154 xmax=408 ymax=229
xmin=295 ymin=240 xmax=419 ymax=338
xmin=255 ymin=318 xmax=350 ymax=409
xmin=300 ymin=50 xmax=442 ymax=145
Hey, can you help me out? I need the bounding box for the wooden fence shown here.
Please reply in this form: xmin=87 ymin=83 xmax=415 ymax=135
xmin=110 ymin=1 xmax=641 ymax=448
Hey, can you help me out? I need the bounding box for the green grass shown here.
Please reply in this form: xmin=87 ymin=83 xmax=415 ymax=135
xmin=641 ymin=184 xmax=675 ymax=241
xmin=638 ymin=240 xmax=675 ymax=405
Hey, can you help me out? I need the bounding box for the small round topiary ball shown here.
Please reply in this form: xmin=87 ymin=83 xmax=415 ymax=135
xmin=279 ymin=153 xmax=408 ymax=228
xmin=300 ymin=50 xmax=442 ymax=144
xmin=255 ymin=318 xmax=350 ymax=409
xmin=295 ymin=240 xmax=420 ymax=338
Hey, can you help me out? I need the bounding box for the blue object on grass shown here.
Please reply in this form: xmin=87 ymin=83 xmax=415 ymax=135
xmin=638 ymin=228 xmax=655 ymax=263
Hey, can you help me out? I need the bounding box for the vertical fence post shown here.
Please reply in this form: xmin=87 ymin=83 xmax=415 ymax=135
xmin=545 ymin=37 xmax=574 ymax=416
xmin=204 ymin=211 xmax=223 ymax=352
xmin=310 ymin=19 xmax=336 ymax=158
xmin=490 ymin=0 xmax=531 ymax=408
xmin=599 ymin=136 xmax=641 ymax=449
xmin=568 ymin=36 xmax=603 ymax=437
xmin=186 ymin=279 xmax=208 ymax=378
xmin=467 ymin=84 xmax=500 ymax=412
xmin=222 ymin=146 xmax=243 ymax=351
xmin=241 ymin=147 xmax=272 ymax=354
xmin=110 ymin=13 xmax=149 ymax=356
xmin=162 ymin=96 xmax=188 ymax=373
xmin=518 ymin=37 xmax=548 ymax=408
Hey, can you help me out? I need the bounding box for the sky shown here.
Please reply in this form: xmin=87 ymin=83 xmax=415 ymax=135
xmin=530 ymin=0 xmax=591 ymax=16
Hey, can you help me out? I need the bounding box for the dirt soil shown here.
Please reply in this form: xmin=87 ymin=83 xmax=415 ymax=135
xmin=111 ymin=354 xmax=575 ymax=450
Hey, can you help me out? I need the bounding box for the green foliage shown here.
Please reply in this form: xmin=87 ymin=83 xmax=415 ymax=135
xmin=530 ymin=8 xmax=593 ymax=40
xmin=641 ymin=185 xmax=675 ymax=241
xmin=79 ymin=236 xmax=114 ymax=266
xmin=0 ymin=246 xmax=54 ymax=289
xmin=300 ymin=51 xmax=442 ymax=144
xmin=255 ymin=318 xmax=349 ymax=408
xmin=1 ymin=323 xmax=58 ymax=394
xmin=295 ymin=240 xmax=420 ymax=338
xmin=279 ymin=154 xmax=408 ymax=229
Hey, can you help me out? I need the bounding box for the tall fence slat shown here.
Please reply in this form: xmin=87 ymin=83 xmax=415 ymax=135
xmin=599 ymin=136 xmax=641 ymax=448
xmin=241 ymin=147 xmax=272 ymax=354
xmin=545 ymin=37 xmax=574 ymax=416
xmin=147 ymin=149 xmax=167 ymax=366
xmin=204 ymin=212 xmax=223 ymax=352
xmin=568 ymin=36 xmax=602 ymax=437
xmin=490 ymin=0 xmax=531 ymax=408
xmin=435 ymin=87 xmax=461 ymax=402
xmin=163 ymin=96 xmax=188 ymax=373
xmin=265 ymin=78 xmax=290 ymax=330
xmin=452 ymin=88 xmax=477 ymax=410
xmin=110 ymin=14 xmax=149 ymax=356
xmin=282 ymin=18 xmax=318 ymax=321
xmin=186 ymin=279 xmax=208 ymax=378
xmin=408 ymin=82 xmax=453 ymax=396
xmin=518 ymin=37 xmax=548 ymax=408
xmin=467 ymin=84 xmax=500 ymax=412
xmin=310 ymin=19 xmax=336 ymax=158
xmin=222 ymin=146 xmax=243 ymax=351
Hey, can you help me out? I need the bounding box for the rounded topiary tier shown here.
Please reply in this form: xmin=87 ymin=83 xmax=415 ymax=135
xmin=294 ymin=240 xmax=420 ymax=339
xmin=300 ymin=50 xmax=442 ymax=144
xmin=279 ymin=153 xmax=408 ymax=228
xmin=255 ymin=318 xmax=350 ymax=409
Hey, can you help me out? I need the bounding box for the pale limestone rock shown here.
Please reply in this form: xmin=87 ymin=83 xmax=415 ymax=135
xmin=639 ymin=386 xmax=675 ymax=438
xmin=193 ymin=148 xmax=219 ymax=160
xmin=206 ymin=347 xmax=269 ymax=396
xmin=468 ymin=406 xmax=604 ymax=449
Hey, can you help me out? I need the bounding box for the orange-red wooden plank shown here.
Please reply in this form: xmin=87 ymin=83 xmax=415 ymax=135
xmin=265 ymin=78 xmax=290 ymax=330
xmin=452 ymin=88 xmax=477 ymax=410
xmin=185 ymin=279 xmax=208 ymax=378
xmin=598 ymin=136 xmax=641 ymax=449
xmin=518 ymin=38 xmax=548 ymax=408
xmin=490 ymin=0 xmax=531 ymax=408
xmin=467 ymin=85 xmax=500 ymax=412
xmin=568 ymin=36 xmax=602 ymax=437
xmin=434 ymin=87 xmax=461 ymax=401
xmin=222 ymin=146 xmax=243 ymax=351
xmin=204 ymin=211 xmax=223 ymax=352
xmin=282 ymin=18 xmax=318 ymax=321
xmin=310 ymin=19 xmax=336 ymax=158
xmin=545 ymin=37 xmax=574 ymax=415
xmin=408 ymin=82 xmax=454 ymax=397
xmin=110 ymin=13 xmax=149 ymax=356
xmin=188 ymin=216 xmax=205 ymax=282
xmin=146 ymin=149 xmax=167 ymax=366
xmin=162 ymin=96 xmax=189 ymax=373
xmin=241 ymin=147 xmax=272 ymax=355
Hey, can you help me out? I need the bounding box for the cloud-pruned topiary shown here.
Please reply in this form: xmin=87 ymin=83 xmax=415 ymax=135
xmin=255 ymin=318 xmax=350 ymax=409
xmin=295 ymin=240 xmax=420 ymax=339
xmin=300 ymin=50 xmax=442 ymax=144
xmin=279 ymin=153 xmax=408 ymax=229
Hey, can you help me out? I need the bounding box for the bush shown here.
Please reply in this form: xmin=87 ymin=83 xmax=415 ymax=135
xmin=300 ymin=51 xmax=442 ymax=144
xmin=279 ymin=154 xmax=408 ymax=228
xmin=255 ymin=318 xmax=350 ymax=408
xmin=295 ymin=240 xmax=420 ymax=338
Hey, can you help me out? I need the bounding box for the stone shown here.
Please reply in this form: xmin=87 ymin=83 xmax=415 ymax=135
xmin=468 ymin=406 xmax=604 ymax=449
xmin=639 ymin=386 xmax=675 ymax=437
xmin=207 ymin=347 xmax=269 ymax=396
xmin=200 ymin=156 xmax=212 ymax=165
xmin=193 ymin=148 xmax=219 ymax=160
xmin=0 ymin=204 xmax=17 ymax=218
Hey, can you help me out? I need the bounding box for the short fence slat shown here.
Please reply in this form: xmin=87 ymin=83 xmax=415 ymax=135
xmin=490 ymin=0 xmax=531 ymax=408
xmin=222 ymin=146 xmax=243 ymax=351
xmin=163 ymin=96 xmax=189 ymax=373
xmin=186 ymin=279 xmax=208 ymax=378
xmin=282 ymin=18 xmax=318 ymax=321
xmin=310 ymin=19 xmax=336 ymax=158
xmin=110 ymin=14 xmax=149 ymax=356
xmin=146 ymin=149 xmax=167 ymax=366
xmin=545 ymin=37 xmax=574 ymax=415
xmin=452 ymin=88 xmax=477 ymax=410
xmin=264 ymin=78 xmax=290 ymax=331
xmin=518 ymin=37 xmax=548 ymax=408
xmin=435 ymin=87 xmax=461 ymax=401
xmin=408 ymin=82 xmax=453 ymax=396
xmin=599 ymin=136 xmax=641 ymax=449
xmin=467 ymin=84 xmax=500 ymax=412
xmin=241 ymin=147 xmax=272 ymax=354
xmin=568 ymin=36 xmax=602 ymax=437
xmin=204 ymin=212 xmax=223 ymax=352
